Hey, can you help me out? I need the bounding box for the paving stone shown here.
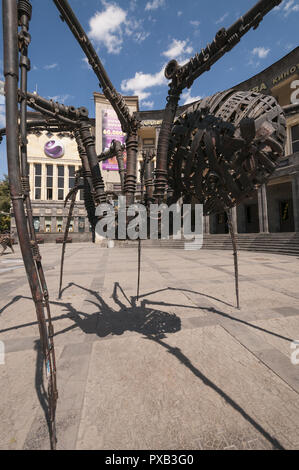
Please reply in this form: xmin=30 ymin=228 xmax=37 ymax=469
xmin=1 ymin=245 xmax=299 ymax=450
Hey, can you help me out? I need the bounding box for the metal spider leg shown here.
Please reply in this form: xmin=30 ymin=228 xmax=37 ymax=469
xmin=58 ymin=171 xmax=81 ymax=299
xmin=226 ymin=208 xmax=240 ymax=310
xmin=136 ymin=152 xmax=146 ymax=301
xmin=3 ymin=0 xmax=58 ymax=449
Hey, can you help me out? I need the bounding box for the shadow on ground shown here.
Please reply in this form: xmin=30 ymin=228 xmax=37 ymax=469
xmin=0 ymin=283 xmax=289 ymax=450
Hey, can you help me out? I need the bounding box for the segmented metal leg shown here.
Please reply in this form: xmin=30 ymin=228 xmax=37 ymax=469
xmin=136 ymin=154 xmax=146 ymax=301
xmin=226 ymin=209 xmax=240 ymax=309
xmin=137 ymin=238 xmax=142 ymax=301
xmin=3 ymin=0 xmax=58 ymax=449
xmin=58 ymin=172 xmax=80 ymax=299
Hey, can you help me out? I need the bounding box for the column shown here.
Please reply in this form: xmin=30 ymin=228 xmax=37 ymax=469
xmin=74 ymin=217 xmax=79 ymax=233
xmin=292 ymin=172 xmax=299 ymax=232
xmin=210 ymin=214 xmax=217 ymax=234
xmin=203 ymin=215 xmax=210 ymax=234
xmin=51 ymin=216 xmax=56 ymax=233
xmin=40 ymin=216 xmax=45 ymax=233
xmin=257 ymin=184 xmax=269 ymax=233
xmin=29 ymin=163 xmax=34 ymax=195
xmin=41 ymin=163 xmax=46 ymax=200
xmin=155 ymin=127 xmax=161 ymax=151
xmin=85 ymin=217 xmax=90 ymax=233
xmin=231 ymin=206 xmax=238 ymax=233
xmin=53 ymin=164 xmax=58 ymax=201
xmin=63 ymin=216 xmax=67 ymax=232
xmin=237 ymin=204 xmax=246 ymax=233
xmin=64 ymin=164 xmax=69 ymax=201
xmin=75 ymin=165 xmax=80 ymax=201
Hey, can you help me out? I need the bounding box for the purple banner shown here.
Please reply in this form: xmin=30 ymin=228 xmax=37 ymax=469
xmin=102 ymin=109 xmax=126 ymax=171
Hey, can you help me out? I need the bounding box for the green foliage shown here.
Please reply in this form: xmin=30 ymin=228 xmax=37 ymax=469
xmin=0 ymin=174 xmax=11 ymax=232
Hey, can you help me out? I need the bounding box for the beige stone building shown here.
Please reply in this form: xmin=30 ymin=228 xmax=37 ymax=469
xmin=11 ymin=114 xmax=92 ymax=242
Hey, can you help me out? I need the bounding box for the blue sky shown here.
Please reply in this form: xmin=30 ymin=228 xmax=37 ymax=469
xmin=0 ymin=0 xmax=299 ymax=177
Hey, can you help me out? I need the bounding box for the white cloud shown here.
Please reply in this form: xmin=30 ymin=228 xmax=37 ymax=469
xmin=190 ymin=20 xmax=200 ymax=27
xmin=248 ymin=59 xmax=260 ymax=68
xmin=88 ymin=3 xmax=127 ymax=54
xmin=177 ymin=11 xmax=182 ymax=17
xmin=44 ymin=63 xmax=58 ymax=70
xmin=252 ymin=47 xmax=270 ymax=59
xmin=88 ymin=2 xmax=149 ymax=54
xmin=82 ymin=57 xmax=92 ymax=70
xmin=47 ymin=94 xmax=72 ymax=104
xmin=129 ymin=0 xmax=137 ymax=11
xmin=142 ymin=100 xmax=154 ymax=109
xmin=134 ymin=31 xmax=150 ymax=43
xmin=285 ymin=43 xmax=295 ymax=51
xmin=122 ymin=40 xmax=194 ymax=103
xmin=274 ymin=0 xmax=299 ymax=15
xmin=0 ymin=76 xmax=6 ymax=129
xmin=145 ymin=0 xmax=165 ymax=11
xmin=121 ymin=66 xmax=167 ymax=102
xmin=181 ymin=89 xmax=202 ymax=105
xmin=284 ymin=0 xmax=299 ymax=15
xmin=125 ymin=18 xmax=150 ymax=43
xmin=215 ymin=12 xmax=229 ymax=24
xmin=162 ymin=39 xmax=193 ymax=61
xmin=0 ymin=104 xmax=5 ymax=128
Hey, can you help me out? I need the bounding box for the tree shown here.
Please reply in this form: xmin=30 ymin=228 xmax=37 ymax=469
xmin=0 ymin=174 xmax=11 ymax=232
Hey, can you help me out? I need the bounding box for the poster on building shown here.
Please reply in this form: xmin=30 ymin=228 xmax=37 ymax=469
xmin=102 ymin=108 xmax=126 ymax=171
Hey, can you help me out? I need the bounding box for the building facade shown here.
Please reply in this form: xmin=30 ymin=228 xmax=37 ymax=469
xmin=135 ymin=47 xmax=299 ymax=236
xmin=210 ymin=46 xmax=299 ymax=235
xmin=11 ymin=116 xmax=93 ymax=242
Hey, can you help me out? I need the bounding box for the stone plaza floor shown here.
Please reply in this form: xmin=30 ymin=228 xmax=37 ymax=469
xmin=0 ymin=243 xmax=299 ymax=450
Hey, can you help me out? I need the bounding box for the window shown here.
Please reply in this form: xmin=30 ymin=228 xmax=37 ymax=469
xmin=46 ymin=165 xmax=53 ymax=200
xmin=56 ymin=217 xmax=63 ymax=233
xmin=143 ymin=138 xmax=155 ymax=147
xmin=45 ymin=217 xmax=52 ymax=233
xmin=78 ymin=217 xmax=85 ymax=233
xmin=33 ymin=216 xmax=40 ymax=232
xmin=79 ymin=176 xmax=84 ymax=201
xmin=142 ymin=138 xmax=155 ymax=154
xmin=69 ymin=166 xmax=75 ymax=190
xmin=58 ymin=165 xmax=64 ymax=201
xmin=34 ymin=164 xmax=42 ymax=200
xmin=69 ymin=218 xmax=74 ymax=233
xmin=291 ymin=125 xmax=299 ymax=153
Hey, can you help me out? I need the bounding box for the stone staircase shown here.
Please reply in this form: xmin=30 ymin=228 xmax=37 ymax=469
xmin=202 ymin=233 xmax=299 ymax=256
xmin=115 ymin=233 xmax=299 ymax=256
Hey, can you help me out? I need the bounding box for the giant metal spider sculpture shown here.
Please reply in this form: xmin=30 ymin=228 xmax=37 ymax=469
xmin=1 ymin=0 xmax=292 ymax=449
